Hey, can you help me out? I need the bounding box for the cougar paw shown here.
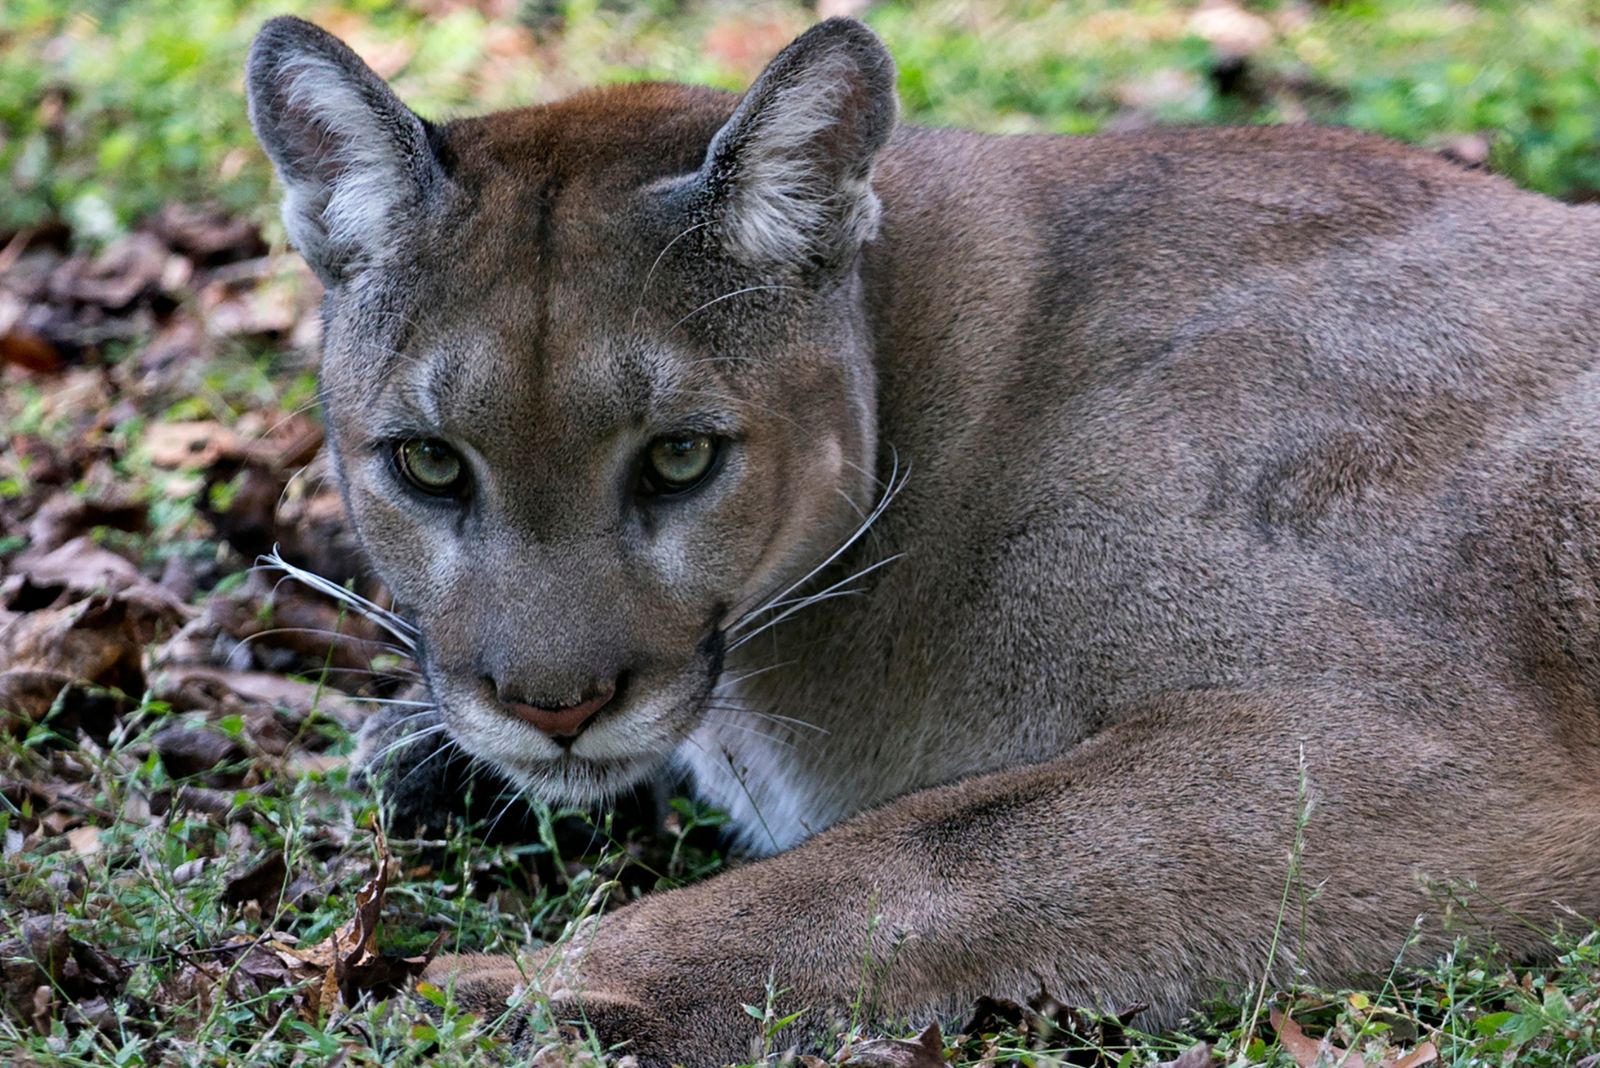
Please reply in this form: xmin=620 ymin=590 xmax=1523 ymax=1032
xmin=524 ymin=992 xmax=678 ymax=1066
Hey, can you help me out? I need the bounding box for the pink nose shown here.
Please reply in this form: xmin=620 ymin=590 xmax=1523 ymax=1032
xmin=502 ymin=684 xmax=615 ymax=739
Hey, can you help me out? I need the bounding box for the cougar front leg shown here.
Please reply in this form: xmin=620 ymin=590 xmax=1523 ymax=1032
xmin=430 ymin=691 xmax=1600 ymax=1064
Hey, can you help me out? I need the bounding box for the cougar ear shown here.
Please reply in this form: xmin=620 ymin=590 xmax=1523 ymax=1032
xmin=245 ymin=17 xmax=443 ymax=285
xmin=696 ymin=18 xmax=898 ymax=272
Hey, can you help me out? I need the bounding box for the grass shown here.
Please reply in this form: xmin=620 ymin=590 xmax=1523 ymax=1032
xmin=4 ymin=669 xmax=1599 ymax=1065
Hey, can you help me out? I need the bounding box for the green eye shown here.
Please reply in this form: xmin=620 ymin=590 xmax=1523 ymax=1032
xmin=643 ymin=435 xmax=719 ymax=495
xmin=397 ymin=439 xmax=466 ymax=496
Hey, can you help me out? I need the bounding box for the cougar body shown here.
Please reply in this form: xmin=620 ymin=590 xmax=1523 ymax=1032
xmin=248 ymin=16 xmax=1600 ymax=1062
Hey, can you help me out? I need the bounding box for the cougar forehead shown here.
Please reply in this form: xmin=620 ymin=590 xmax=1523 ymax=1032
xmin=318 ymin=84 xmax=836 ymax=433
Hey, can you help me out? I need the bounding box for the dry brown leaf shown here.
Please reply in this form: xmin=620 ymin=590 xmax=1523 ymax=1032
xmin=147 ymin=203 xmax=263 ymax=263
xmin=0 ymin=583 xmax=182 ymax=729
xmin=152 ymin=723 xmax=248 ymax=783
xmin=839 ymin=1024 xmax=943 ymax=1067
xmin=1156 ymin=1043 xmax=1219 ymax=1068
xmin=223 ymin=852 xmax=290 ymax=912
xmin=25 ymin=491 xmax=147 ymax=554
xmin=1387 ymin=1042 xmax=1438 ymax=1068
xmin=1271 ymin=1004 xmax=1436 ymax=1068
xmin=148 ymin=664 xmax=366 ymax=730
xmin=0 ymin=326 xmax=63 ymax=374
xmin=143 ymin=420 xmax=243 ymax=469
xmin=47 ymin=233 xmax=169 ymax=310
xmin=0 ymin=916 xmax=128 ymax=1029
xmin=65 ymin=825 xmax=101 ymax=856
xmin=1271 ymin=1006 xmax=1338 ymax=1068
xmin=260 ymin=824 xmax=441 ymax=1017
xmin=7 ymin=536 xmax=192 ymax=618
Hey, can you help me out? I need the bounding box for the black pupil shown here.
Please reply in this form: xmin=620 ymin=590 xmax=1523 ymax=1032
xmin=411 ymin=442 xmax=457 ymax=485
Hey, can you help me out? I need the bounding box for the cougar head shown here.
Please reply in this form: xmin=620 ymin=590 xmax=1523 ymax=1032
xmin=245 ymin=17 xmax=898 ymax=801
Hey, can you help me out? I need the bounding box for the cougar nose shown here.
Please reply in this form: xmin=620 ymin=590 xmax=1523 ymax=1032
xmin=498 ymin=681 xmax=616 ymax=740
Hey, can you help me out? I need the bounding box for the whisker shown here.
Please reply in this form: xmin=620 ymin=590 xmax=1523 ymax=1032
xmin=835 ymin=486 xmax=868 ymax=521
xmin=306 ymin=665 xmax=422 ymax=683
xmin=730 ymin=551 xmax=904 ymax=652
xmin=484 ymin=779 xmax=539 ymax=840
xmin=256 ymin=398 xmax=325 ymax=442
xmin=701 ymin=702 xmax=831 ymax=739
xmin=699 ymin=709 xmax=799 ymax=751
xmin=726 ymin=449 xmax=908 ymax=635
xmin=632 ymin=220 xmax=712 ymax=328
xmin=226 ymin=625 xmax=414 ymax=662
xmin=734 ymin=708 xmax=830 ymax=736
xmin=744 ymin=587 xmax=867 ymax=617
xmin=390 ymin=732 xmax=461 ymax=788
xmin=344 ymin=695 xmax=433 ymax=709
xmin=365 ymin=723 xmax=450 ymax=768
xmin=255 ymin=547 xmax=419 ymax=649
xmin=670 ymin=285 xmax=800 ymax=332
xmin=713 ymin=660 xmax=797 ymax=691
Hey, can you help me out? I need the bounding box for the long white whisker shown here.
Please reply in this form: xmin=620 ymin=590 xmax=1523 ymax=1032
xmin=256 ymin=549 xmax=415 ymax=632
xmin=255 ymin=547 xmax=419 ymax=649
xmin=632 ymin=220 xmax=712 ymax=328
xmin=391 ymin=732 xmax=461 ymax=787
xmin=701 ymin=702 xmax=830 ymax=738
xmin=345 ymin=696 xmax=434 ymax=709
xmin=670 ymin=285 xmax=800 ymax=332
xmin=226 ymin=625 xmax=413 ymax=661
xmin=727 ymin=450 xmax=907 ymax=635
xmin=745 ymin=587 xmax=867 ymax=618
xmin=308 ymin=665 xmax=422 ymax=683
xmin=700 ymin=711 xmax=799 ymax=751
xmin=713 ymin=661 xmax=797 ymax=691
xmin=834 ymin=485 xmax=868 ymax=521
xmin=730 ymin=551 xmax=904 ymax=652
xmin=366 ymin=723 xmax=449 ymax=768
xmin=484 ymin=780 xmax=538 ymax=840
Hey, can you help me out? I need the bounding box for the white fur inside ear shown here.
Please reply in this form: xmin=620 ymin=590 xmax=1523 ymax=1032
xmin=721 ymin=49 xmax=883 ymax=267
xmin=274 ymin=53 xmax=417 ymax=274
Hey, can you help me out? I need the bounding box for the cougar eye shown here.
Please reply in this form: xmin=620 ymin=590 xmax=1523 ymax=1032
xmin=641 ymin=434 xmax=720 ymax=496
xmin=396 ymin=439 xmax=467 ymax=497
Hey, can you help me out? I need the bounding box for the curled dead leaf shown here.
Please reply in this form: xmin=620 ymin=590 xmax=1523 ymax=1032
xmin=25 ymin=491 xmax=147 ymax=555
xmin=223 ymin=851 xmax=290 ymax=912
xmin=6 ymin=536 xmax=191 ymax=619
xmin=0 ymin=325 xmax=62 ymax=374
xmin=1271 ymin=1006 xmax=1335 ymax=1068
xmin=143 ymin=420 xmax=243 ymax=470
xmin=839 ymin=1024 xmax=943 ymax=1067
xmin=153 ymin=723 xmax=248 ymax=784
xmin=0 ymin=915 xmax=127 ymax=1032
xmin=1156 ymin=1043 xmax=1219 ymax=1068
xmin=1270 ymin=1004 xmax=1435 ymax=1068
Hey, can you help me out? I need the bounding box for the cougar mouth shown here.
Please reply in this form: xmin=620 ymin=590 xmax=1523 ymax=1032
xmin=428 ymin=629 xmax=727 ymax=805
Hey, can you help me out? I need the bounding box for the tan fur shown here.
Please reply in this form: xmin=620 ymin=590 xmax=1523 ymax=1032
xmin=246 ymin=16 xmax=1600 ymax=1064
